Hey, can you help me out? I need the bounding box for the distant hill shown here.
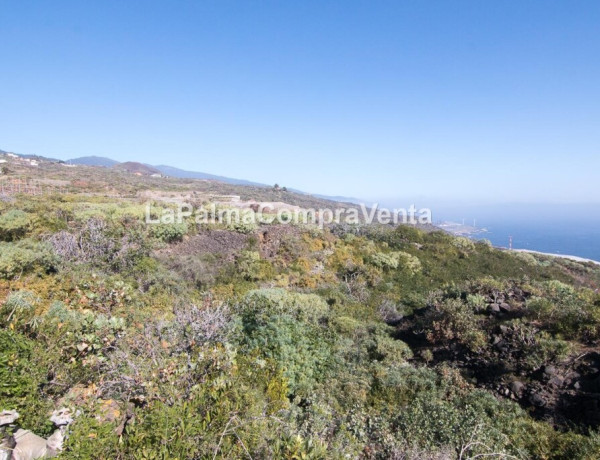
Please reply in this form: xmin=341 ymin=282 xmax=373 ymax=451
xmin=0 ymin=148 xmax=60 ymax=162
xmin=113 ymin=162 xmax=162 ymax=176
xmin=28 ymin=151 xmax=363 ymax=202
xmin=154 ymin=165 xmax=361 ymax=202
xmin=153 ymin=164 xmax=267 ymax=187
xmin=69 ymin=156 xmax=119 ymax=167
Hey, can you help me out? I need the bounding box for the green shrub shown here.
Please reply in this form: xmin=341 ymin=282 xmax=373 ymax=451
xmin=526 ymin=280 xmax=599 ymax=340
xmin=1 ymin=290 xmax=38 ymax=329
xmin=397 ymin=251 xmax=422 ymax=275
xmin=370 ymin=332 xmax=413 ymax=365
xmin=0 ymin=330 xmax=41 ymax=398
xmin=394 ymin=390 xmax=516 ymax=457
xmin=236 ymin=250 xmax=274 ymax=281
xmin=451 ymin=236 xmax=476 ymax=253
xmin=371 ymin=224 xmax=424 ymax=247
xmin=227 ymin=219 xmax=258 ymax=234
xmin=0 ymin=209 xmax=32 ymax=241
xmin=515 ymin=251 xmax=539 ymax=266
xmin=370 ymin=252 xmax=401 ymax=270
xmin=0 ymin=239 xmax=57 ymax=279
xmin=421 ymin=298 xmax=486 ymax=352
xmin=0 ymin=329 xmax=53 ymax=434
xmin=39 ymin=301 xmax=126 ymax=361
xmin=150 ymin=222 xmax=188 ymax=243
xmin=370 ymin=250 xmax=421 ymax=275
xmin=466 ymin=293 xmax=486 ymax=311
xmin=235 ymin=289 xmax=332 ymax=394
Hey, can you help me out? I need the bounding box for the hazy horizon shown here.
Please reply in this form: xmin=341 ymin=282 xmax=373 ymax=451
xmin=4 ymin=145 xmax=600 ymax=208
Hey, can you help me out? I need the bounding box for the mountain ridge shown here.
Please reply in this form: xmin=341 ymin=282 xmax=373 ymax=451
xmin=1 ymin=149 xmax=361 ymax=204
xmin=68 ymin=155 xmax=361 ymax=203
xmin=69 ymin=155 xmax=119 ymax=167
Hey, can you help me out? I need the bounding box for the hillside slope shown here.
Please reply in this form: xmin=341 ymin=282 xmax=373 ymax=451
xmin=1 ymin=163 xmax=600 ymax=458
xmin=153 ymin=164 xmax=266 ymax=186
xmin=113 ymin=161 xmax=162 ymax=176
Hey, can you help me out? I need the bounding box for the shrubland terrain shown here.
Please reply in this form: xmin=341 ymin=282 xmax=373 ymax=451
xmin=1 ymin=154 xmax=600 ymax=459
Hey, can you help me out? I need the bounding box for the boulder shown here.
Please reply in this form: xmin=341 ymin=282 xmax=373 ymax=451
xmin=499 ymin=302 xmax=512 ymax=313
xmin=0 ymin=410 xmax=19 ymax=426
xmin=543 ymin=365 xmax=558 ymax=378
xmin=529 ymin=392 xmax=547 ymax=407
xmin=510 ymin=381 xmax=526 ymax=396
xmin=548 ymin=376 xmax=564 ymax=388
xmin=488 ymin=303 xmax=501 ymax=314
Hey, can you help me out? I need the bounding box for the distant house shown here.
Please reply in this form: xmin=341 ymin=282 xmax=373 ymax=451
xmin=7 ymin=153 xmax=18 ymax=158
xmin=0 ymin=159 xmax=7 ymax=164
xmin=30 ymin=160 xmax=39 ymax=166
xmin=150 ymin=173 xmax=162 ymax=178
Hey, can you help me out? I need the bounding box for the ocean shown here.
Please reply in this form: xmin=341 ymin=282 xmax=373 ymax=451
xmin=430 ymin=203 xmax=600 ymax=262
xmin=475 ymin=218 xmax=600 ymax=262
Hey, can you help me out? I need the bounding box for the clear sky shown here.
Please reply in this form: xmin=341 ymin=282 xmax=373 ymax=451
xmin=1 ymin=1 xmax=599 ymax=204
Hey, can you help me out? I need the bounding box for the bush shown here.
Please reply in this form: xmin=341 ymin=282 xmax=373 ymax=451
xmin=421 ymin=298 xmax=487 ymax=352
xmin=0 ymin=209 xmax=32 ymax=241
xmin=394 ymin=390 xmax=517 ymax=457
xmin=466 ymin=293 xmax=486 ymax=311
xmin=39 ymin=301 xmax=125 ymax=361
xmin=1 ymin=290 xmax=38 ymax=329
xmin=227 ymin=220 xmax=258 ymax=234
xmin=236 ymin=250 xmax=274 ymax=281
xmin=451 ymin=236 xmax=476 ymax=253
xmin=397 ymin=251 xmax=422 ymax=275
xmin=0 ymin=330 xmax=45 ymax=399
xmin=235 ymin=289 xmax=332 ymax=394
xmin=369 ymin=250 xmax=421 ymax=275
xmin=526 ymin=280 xmax=599 ymax=340
xmin=48 ymin=218 xmax=149 ymax=271
xmin=515 ymin=251 xmax=539 ymax=266
xmin=370 ymin=252 xmax=401 ymax=270
xmin=0 ymin=239 xmax=57 ymax=279
xmin=370 ymin=332 xmax=413 ymax=364
xmin=150 ymin=222 xmax=188 ymax=243
xmin=172 ymin=302 xmax=232 ymax=347
xmin=162 ymin=252 xmax=220 ymax=289
xmin=371 ymin=224 xmax=424 ymax=248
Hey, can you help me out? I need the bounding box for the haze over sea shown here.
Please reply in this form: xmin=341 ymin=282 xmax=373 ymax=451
xmin=382 ymin=201 xmax=600 ymax=262
xmin=443 ymin=204 xmax=600 ymax=262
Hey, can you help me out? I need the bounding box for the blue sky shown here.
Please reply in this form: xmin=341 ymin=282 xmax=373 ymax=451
xmin=1 ymin=1 xmax=599 ymax=204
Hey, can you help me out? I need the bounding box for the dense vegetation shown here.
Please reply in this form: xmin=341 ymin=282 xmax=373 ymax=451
xmin=1 ymin=165 xmax=600 ymax=458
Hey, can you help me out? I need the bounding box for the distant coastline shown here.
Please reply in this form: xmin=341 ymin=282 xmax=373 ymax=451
xmin=511 ymin=248 xmax=600 ymax=266
xmin=437 ymin=218 xmax=600 ymax=263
